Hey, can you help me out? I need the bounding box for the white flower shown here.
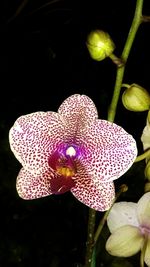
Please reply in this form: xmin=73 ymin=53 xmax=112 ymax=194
xmin=106 ymin=192 xmax=150 ymax=266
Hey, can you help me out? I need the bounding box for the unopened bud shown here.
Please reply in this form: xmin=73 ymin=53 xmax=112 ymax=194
xmin=86 ymin=30 xmax=115 ymax=61
xmin=122 ymin=83 xmax=150 ymax=112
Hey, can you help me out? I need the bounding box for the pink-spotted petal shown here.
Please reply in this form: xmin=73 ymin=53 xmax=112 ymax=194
xmin=58 ymin=94 xmax=98 ymax=126
xmin=76 ymin=119 xmax=137 ymax=182
xmin=16 ymin=168 xmax=53 ymax=199
xmin=71 ymin=172 xmax=115 ymax=211
xmin=9 ymin=112 xmax=67 ymax=175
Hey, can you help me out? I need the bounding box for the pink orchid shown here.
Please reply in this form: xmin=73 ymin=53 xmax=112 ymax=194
xmin=9 ymin=94 xmax=137 ymax=211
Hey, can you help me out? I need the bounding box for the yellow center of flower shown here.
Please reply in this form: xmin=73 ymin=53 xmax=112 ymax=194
xmin=51 ymin=146 xmax=77 ymax=177
xmin=56 ymin=166 xmax=76 ymax=177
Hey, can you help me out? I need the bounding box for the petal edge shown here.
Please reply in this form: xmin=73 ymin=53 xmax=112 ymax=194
xmin=16 ymin=168 xmax=53 ymax=199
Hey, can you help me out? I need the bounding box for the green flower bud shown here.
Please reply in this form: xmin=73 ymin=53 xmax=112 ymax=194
xmin=122 ymin=83 xmax=150 ymax=112
xmin=86 ymin=30 xmax=115 ymax=61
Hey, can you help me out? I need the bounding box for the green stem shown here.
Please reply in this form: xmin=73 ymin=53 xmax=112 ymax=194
xmin=85 ymin=0 xmax=144 ymax=266
xmin=108 ymin=67 xmax=125 ymax=122
xmin=108 ymin=0 xmax=144 ymax=122
xmin=85 ymin=209 xmax=96 ymax=267
xmin=135 ymin=149 xmax=150 ymax=162
xmin=95 ymin=0 xmax=144 ymax=247
xmin=109 ymin=53 xmax=124 ymax=67
xmin=91 ymin=247 xmax=96 ymax=267
xmin=121 ymin=83 xmax=130 ymax=89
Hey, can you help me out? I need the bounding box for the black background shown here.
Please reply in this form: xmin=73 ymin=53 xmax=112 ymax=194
xmin=0 ymin=0 xmax=150 ymax=266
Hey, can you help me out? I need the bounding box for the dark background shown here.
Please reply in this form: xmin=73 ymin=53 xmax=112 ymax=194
xmin=0 ymin=0 xmax=150 ymax=266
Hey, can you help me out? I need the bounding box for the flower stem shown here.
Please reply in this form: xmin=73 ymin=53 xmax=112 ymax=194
xmin=85 ymin=0 xmax=144 ymax=266
xmin=135 ymin=149 xmax=150 ymax=162
xmin=85 ymin=208 xmax=96 ymax=267
xmin=121 ymin=83 xmax=130 ymax=89
xmin=109 ymin=53 xmax=124 ymax=67
xmin=108 ymin=0 xmax=144 ymax=122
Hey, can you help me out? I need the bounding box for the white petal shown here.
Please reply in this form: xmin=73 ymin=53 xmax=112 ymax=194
xmin=106 ymin=225 xmax=144 ymax=257
xmin=145 ymin=237 xmax=150 ymax=267
xmin=141 ymin=124 xmax=150 ymax=151
xmin=107 ymin=202 xmax=139 ymax=233
xmin=137 ymin=192 xmax=150 ymax=227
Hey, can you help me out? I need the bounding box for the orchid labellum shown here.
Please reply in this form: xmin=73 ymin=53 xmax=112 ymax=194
xmin=9 ymin=94 xmax=137 ymax=211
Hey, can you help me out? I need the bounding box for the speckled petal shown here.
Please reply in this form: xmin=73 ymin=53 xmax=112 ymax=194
xmin=107 ymin=202 xmax=139 ymax=233
xmin=76 ymin=119 xmax=137 ymax=182
xmin=137 ymin=192 xmax=150 ymax=227
xmin=9 ymin=112 xmax=67 ymax=175
xmin=16 ymin=168 xmax=53 ymax=199
xmin=71 ymin=166 xmax=115 ymax=211
xmin=58 ymin=94 xmax=98 ymax=126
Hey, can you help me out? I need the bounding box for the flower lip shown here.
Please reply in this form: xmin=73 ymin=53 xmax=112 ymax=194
xmin=48 ymin=144 xmax=79 ymax=178
xmin=50 ymin=175 xmax=76 ymax=194
xmin=48 ymin=144 xmax=78 ymax=194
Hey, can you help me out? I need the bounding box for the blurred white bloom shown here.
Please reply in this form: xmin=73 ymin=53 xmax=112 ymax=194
xmin=106 ymin=192 xmax=150 ymax=267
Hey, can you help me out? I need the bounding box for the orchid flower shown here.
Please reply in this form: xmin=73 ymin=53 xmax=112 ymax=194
xmin=9 ymin=94 xmax=137 ymax=211
xmin=106 ymin=192 xmax=150 ymax=266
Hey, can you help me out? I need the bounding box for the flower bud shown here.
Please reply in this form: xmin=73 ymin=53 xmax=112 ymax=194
xmin=122 ymin=83 xmax=150 ymax=112
xmin=86 ymin=30 xmax=115 ymax=61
